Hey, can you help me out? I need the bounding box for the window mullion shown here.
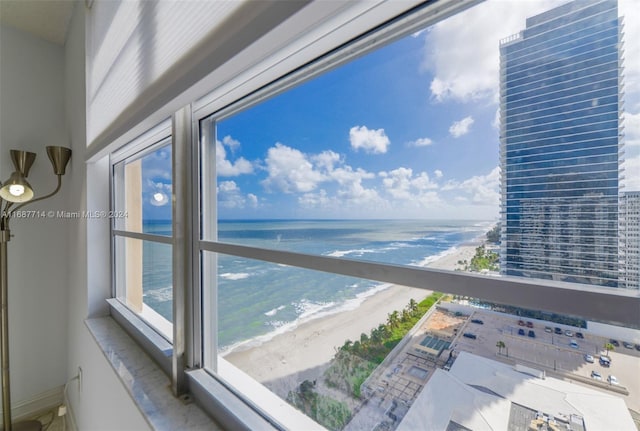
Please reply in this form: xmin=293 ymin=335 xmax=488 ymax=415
xmin=172 ymin=104 xmax=193 ymax=396
xmin=199 ymin=116 xmax=218 ymax=372
xmin=112 ymin=230 xmax=173 ymax=244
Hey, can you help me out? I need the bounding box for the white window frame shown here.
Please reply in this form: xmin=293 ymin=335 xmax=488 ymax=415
xmin=109 ymin=121 xmax=175 ymax=375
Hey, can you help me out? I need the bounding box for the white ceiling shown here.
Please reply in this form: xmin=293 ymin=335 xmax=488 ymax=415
xmin=0 ymin=0 xmax=75 ymax=45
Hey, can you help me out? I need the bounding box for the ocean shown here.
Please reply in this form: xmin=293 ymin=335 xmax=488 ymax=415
xmin=141 ymin=219 xmax=493 ymax=350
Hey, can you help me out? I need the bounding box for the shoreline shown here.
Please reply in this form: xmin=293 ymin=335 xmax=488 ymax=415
xmin=224 ymin=240 xmax=484 ymax=393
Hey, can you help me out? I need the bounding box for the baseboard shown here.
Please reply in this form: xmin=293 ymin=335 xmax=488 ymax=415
xmin=64 ymin=386 xmax=78 ymax=431
xmin=8 ymin=385 xmax=64 ymax=422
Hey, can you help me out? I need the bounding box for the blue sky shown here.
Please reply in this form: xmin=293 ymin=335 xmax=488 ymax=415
xmin=144 ymin=0 xmax=640 ymax=221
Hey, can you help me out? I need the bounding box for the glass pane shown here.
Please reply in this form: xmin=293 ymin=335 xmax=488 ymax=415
xmin=206 ymin=252 xmax=441 ymax=429
xmin=199 ymin=0 xmax=639 ymax=292
xmin=114 ymin=142 xmax=172 ymax=235
xmin=115 ymin=236 xmax=173 ymax=339
xmin=198 ymin=0 xmax=640 ymax=428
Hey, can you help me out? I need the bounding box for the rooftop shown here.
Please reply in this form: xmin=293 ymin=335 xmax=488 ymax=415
xmin=398 ymin=351 xmax=635 ymax=431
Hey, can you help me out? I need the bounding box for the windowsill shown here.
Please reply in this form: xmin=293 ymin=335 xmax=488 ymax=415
xmin=97 ymin=301 xmax=304 ymax=431
xmin=85 ymin=316 xmax=222 ymax=430
xmin=212 ymin=357 xmax=325 ymax=431
xmin=139 ymin=303 xmax=173 ymax=342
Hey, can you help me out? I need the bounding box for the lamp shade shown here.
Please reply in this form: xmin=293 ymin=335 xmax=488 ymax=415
xmin=46 ymin=146 xmax=72 ymax=175
xmin=10 ymin=150 xmax=36 ymax=177
xmin=0 ymin=171 xmax=34 ymax=202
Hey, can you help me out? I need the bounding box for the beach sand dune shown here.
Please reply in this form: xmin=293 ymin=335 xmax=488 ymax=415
xmin=224 ymin=243 xmax=481 ymax=393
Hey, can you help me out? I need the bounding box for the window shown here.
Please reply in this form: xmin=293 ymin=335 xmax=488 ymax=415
xmin=112 ymin=129 xmax=173 ymax=340
xmin=108 ymin=0 xmax=639 ymax=429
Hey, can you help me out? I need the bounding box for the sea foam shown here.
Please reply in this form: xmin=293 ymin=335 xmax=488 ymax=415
xmin=220 ymin=272 xmax=251 ymax=280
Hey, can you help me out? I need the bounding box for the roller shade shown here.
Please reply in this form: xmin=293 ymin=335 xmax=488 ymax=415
xmin=86 ymin=0 xmax=307 ymax=155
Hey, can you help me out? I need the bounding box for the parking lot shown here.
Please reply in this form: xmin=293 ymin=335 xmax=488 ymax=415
xmin=450 ymin=308 xmax=640 ymax=413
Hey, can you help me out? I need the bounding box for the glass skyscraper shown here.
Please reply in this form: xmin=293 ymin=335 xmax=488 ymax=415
xmin=499 ymin=0 xmax=623 ymax=288
xmin=620 ymin=191 xmax=640 ymax=289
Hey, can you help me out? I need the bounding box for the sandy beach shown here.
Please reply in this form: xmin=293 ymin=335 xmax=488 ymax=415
xmin=223 ymin=241 xmax=482 ymax=395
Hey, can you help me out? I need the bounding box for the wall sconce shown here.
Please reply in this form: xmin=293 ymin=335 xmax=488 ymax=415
xmin=0 ymin=146 xmax=72 ymax=431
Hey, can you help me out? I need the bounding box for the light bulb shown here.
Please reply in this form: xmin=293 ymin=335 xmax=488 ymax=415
xmin=9 ymin=184 xmax=25 ymax=196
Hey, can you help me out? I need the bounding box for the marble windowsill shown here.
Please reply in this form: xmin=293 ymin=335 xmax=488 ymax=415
xmin=85 ymin=317 xmax=222 ymax=430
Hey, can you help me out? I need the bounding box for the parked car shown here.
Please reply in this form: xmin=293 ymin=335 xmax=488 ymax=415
xmin=608 ymin=375 xmax=619 ymax=385
xmin=554 ymin=327 xmax=562 ymax=335
xmin=635 ymin=344 xmax=640 ymax=352
xmin=569 ymin=340 xmax=579 ymax=349
xmin=599 ymin=356 xmax=611 ymax=367
xmin=623 ymin=341 xmax=633 ymax=349
xmin=528 ymin=330 xmax=535 ymax=338
xmin=518 ymin=320 xmax=525 ymax=326
xmin=518 ymin=328 xmax=525 ymax=336
xmin=564 ymin=330 xmax=574 ymax=337
xmin=609 ymin=339 xmax=619 ymax=347
xmin=470 ymin=319 xmax=484 ymax=325
xmin=544 ymin=326 xmax=552 ymax=333
xmin=463 ymin=333 xmax=477 ymax=339
xmin=526 ymin=321 xmax=534 ymax=328
xmin=584 ymin=354 xmax=594 ymax=363
xmin=575 ymin=332 xmax=584 ymax=339
xmin=591 ymin=370 xmax=602 ymax=380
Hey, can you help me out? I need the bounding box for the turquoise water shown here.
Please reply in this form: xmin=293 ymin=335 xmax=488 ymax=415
xmin=142 ymin=219 xmax=492 ymax=349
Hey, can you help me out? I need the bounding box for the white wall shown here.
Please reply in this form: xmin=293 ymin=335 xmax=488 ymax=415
xmin=63 ymin=3 xmax=151 ymax=430
xmin=586 ymin=321 xmax=640 ymax=344
xmin=0 ymin=23 xmax=69 ymax=408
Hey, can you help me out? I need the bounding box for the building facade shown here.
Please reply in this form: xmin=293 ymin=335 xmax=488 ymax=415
xmin=499 ymin=0 xmax=624 ymax=288
xmin=620 ymin=191 xmax=640 ymax=289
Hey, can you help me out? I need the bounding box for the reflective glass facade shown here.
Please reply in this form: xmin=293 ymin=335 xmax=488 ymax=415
xmin=499 ymin=0 xmax=623 ymax=288
xmin=620 ymin=191 xmax=640 ymax=289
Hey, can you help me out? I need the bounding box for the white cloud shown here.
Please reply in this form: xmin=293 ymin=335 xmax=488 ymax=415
xmin=247 ymin=193 xmax=258 ymax=207
xmin=299 ymin=189 xmax=331 ymax=208
xmin=328 ymin=159 xmax=381 ymax=206
xmin=379 ymin=168 xmax=440 ymax=207
xmin=407 ymin=137 xmax=434 ymax=147
xmin=349 ymin=126 xmax=390 ymax=154
xmin=620 ymin=0 xmax=640 ymax=111
xmin=221 ymin=135 xmax=241 ymax=152
xmin=320 ymin=164 xmax=380 ymax=207
xmin=443 ymin=166 xmax=500 ymax=206
xmin=449 ymin=116 xmax=474 ymax=138
xmin=492 ymin=108 xmax=501 ymax=130
xmin=216 ymin=138 xmax=253 ymax=176
xmin=217 ymin=180 xmax=258 ymax=209
xmin=423 ymin=0 xmax=563 ymax=103
xmin=262 ymin=143 xmax=326 ymax=193
xmin=257 ymin=140 xmax=501 ymax=217
xmin=259 ymin=143 xmax=385 ymax=212
xmin=218 ymin=181 xmax=238 ymax=193
xmin=312 ymin=150 xmax=341 ymax=171
xmin=622 ymin=155 xmax=640 ymax=191
xmin=625 ymin=112 xmax=640 ymax=147
xmin=412 ymin=28 xmax=429 ymax=38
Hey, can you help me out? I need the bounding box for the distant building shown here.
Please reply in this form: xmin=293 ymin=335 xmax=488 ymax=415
xmin=499 ymin=0 xmax=624 ymax=287
xmin=397 ymin=351 xmax=635 ymax=431
xmin=620 ymin=191 xmax=640 ymax=289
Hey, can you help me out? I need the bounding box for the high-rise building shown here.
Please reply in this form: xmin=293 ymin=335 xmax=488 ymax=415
xmin=499 ymin=0 xmax=623 ymax=288
xmin=620 ymin=191 xmax=640 ymax=289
